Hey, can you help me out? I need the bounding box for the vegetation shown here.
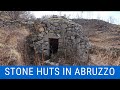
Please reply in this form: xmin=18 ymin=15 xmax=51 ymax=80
xmin=0 ymin=12 xmax=119 ymax=65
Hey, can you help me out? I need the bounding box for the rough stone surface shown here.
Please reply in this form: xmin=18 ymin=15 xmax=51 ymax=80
xmin=27 ymin=16 xmax=91 ymax=65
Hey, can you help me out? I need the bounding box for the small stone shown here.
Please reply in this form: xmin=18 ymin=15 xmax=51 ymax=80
xmin=49 ymin=30 xmax=54 ymax=33
xmin=38 ymin=27 xmax=44 ymax=32
xmin=54 ymin=23 xmax=59 ymax=26
xmin=38 ymin=34 xmax=43 ymax=37
xmin=44 ymin=41 xmax=49 ymax=45
xmin=61 ymin=24 xmax=67 ymax=29
xmin=45 ymin=30 xmax=48 ymax=34
xmin=71 ymin=36 xmax=74 ymax=39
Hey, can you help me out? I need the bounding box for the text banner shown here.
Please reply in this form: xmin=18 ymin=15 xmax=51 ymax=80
xmin=0 ymin=66 xmax=119 ymax=79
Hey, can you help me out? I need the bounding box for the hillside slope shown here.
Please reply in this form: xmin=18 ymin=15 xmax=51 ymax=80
xmin=72 ymin=19 xmax=120 ymax=65
xmin=0 ymin=20 xmax=30 ymax=65
xmin=72 ymin=19 xmax=120 ymax=49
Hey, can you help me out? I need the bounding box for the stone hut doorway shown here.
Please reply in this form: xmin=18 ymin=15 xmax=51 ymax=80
xmin=49 ymin=38 xmax=59 ymax=58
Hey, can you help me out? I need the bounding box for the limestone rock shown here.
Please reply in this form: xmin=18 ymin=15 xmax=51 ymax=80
xmin=28 ymin=16 xmax=91 ymax=65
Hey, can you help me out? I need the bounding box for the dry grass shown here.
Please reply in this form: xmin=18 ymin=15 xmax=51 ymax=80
xmin=89 ymin=45 xmax=120 ymax=65
xmin=0 ymin=26 xmax=30 ymax=65
xmin=50 ymin=49 xmax=88 ymax=65
xmin=88 ymin=27 xmax=120 ymax=65
xmin=76 ymin=21 xmax=120 ymax=66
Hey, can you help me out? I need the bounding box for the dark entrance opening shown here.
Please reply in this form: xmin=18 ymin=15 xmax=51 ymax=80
xmin=49 ymin=38 xmax=58 ymax=58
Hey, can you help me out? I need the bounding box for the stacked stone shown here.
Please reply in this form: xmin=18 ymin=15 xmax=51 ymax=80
xmin=28 ymin=16 xmax=90 ymax=65
xmin=0 ymin=19 xmax=33 ymax=30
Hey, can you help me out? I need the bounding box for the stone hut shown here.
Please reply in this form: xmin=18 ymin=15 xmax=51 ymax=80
xmin=27 ymin=16 xmax=90 ymax=65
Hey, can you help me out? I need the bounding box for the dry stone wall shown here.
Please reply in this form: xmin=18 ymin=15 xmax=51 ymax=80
xmin=28 ymin=16 xmax=91 ymax=65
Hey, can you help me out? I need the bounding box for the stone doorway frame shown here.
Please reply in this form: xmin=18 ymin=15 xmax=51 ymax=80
xmin=49 ymin=38 xmax=59 ymax=58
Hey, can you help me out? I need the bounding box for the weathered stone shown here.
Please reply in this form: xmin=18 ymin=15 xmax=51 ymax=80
xmin=38 ymin=34 xmax=43 ymax=37
xmin=54 ymin=22 xmax=59 ymax=26
xmin=61 ymin=24 xmax=67 ymax=29
xmin=67 ymin=27 xmax=72 ymax=31
xmin=42 ymin=44 xmax=48 ymax=49
xmin=44 ymin=41 xmax=49 ymax=45
xmin=38 ymin=27 xmax=44 ymax=32
xmin=76 ymin=38 xmax=80 ymax=43
xmin=49 ymin=30 xmax=54 ymax=33
xmin=45 ymin=30 xmax=48 ymax=34
xmin=36 ymin=40 xmax=43 ymax=44
xmin=28 ymin=16 xmax=90 ymax=65
xmin=58 ymin=39 xmax=62 ymax=43
xmin=43 ymin=37 xmax=48 ymax=42
xmin=71 ymin=36 xmax=74 ymax=39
